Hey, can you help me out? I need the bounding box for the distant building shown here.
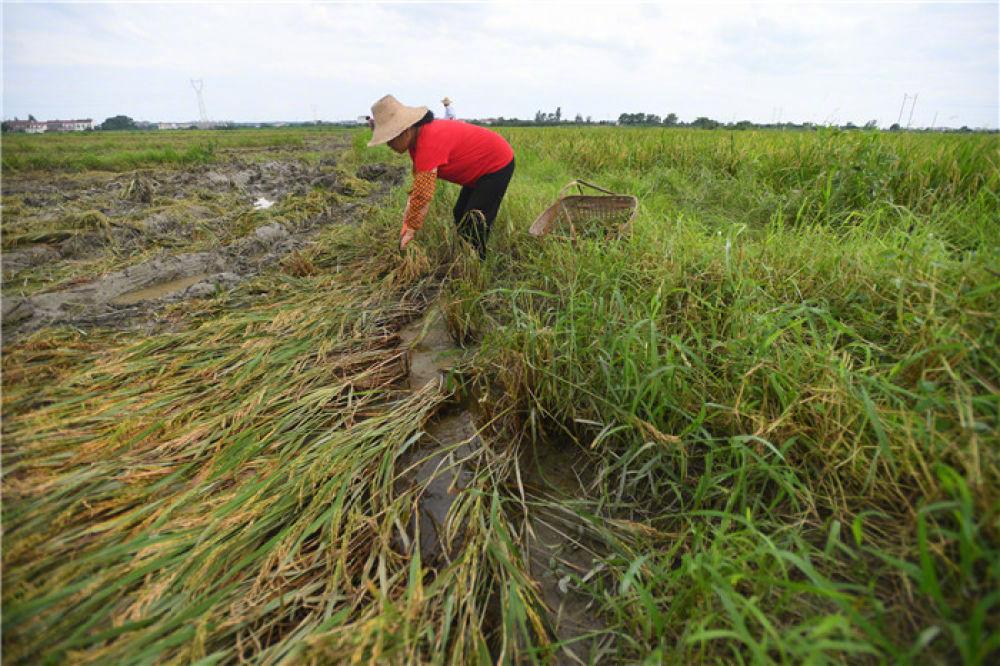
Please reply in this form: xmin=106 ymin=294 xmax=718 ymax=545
xmin=45 ymin=119 xmax=94 ymax=132
xmin=6 ymin=119 xmax=47 ymax=133
xmin=158 ymin=122 xmax=180 ymax=130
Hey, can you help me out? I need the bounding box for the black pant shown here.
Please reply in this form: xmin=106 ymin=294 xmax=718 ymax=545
xmin=452 ymin=157 xmax=515 ymax=259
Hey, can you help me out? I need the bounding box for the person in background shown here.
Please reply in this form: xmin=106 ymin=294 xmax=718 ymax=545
xmin=441 ymin=97 xmax=456 ymax=120
xmin=367 ymin=94 xmax=514 ymax=259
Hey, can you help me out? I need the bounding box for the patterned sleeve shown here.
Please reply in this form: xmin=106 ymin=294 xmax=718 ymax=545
xmin=402 ymin=169 xmax=438 ymax=231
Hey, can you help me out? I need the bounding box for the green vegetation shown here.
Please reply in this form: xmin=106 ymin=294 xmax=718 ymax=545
xmin=1 ymin=128 xmax=315 ymax=171
xmin=449 ymin=127 xmax=999 ymax=663
xmin=3 ymin=126 xmax=997 ymax=664
xmin=99 ymin=115 xmax=140 ymax=131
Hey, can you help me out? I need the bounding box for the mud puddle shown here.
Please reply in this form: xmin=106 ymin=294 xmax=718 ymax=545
xmin=394 ymin=304 xmax=609 ymax=661
xmin=397 ymin=408 xmax=480 ymax=563
xmin=111 ymin=273 xmax=212 ymax=305
xmin=520 ymin=440 xmax=611 ymax=664
xmin=395 ymin=304 xmax=479 ymax=562
xmin=398 ymin=307 xmax=469 ymax=390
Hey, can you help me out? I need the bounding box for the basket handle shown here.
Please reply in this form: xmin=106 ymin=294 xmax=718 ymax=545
xmin=555 ymin=199 xmax=578 ymax=242
xmin=557 ymin=179 xmax=623 ymax=199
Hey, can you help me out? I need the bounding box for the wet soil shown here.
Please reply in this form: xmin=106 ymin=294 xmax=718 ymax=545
xmin=111 ymin=273 xmax=212 ymax=305
xmin=398 ymin=307 xmax=469 ymax=390
xmin=397 ymin=408 xmax=480 ymax=563
xmin=394 ymin=304 xmax=610 ymax=661
xmin=3 ymin=147 xmax=392 ymax=214
xmin=394 ymin=306 xmax=479 ymax=562
xmin=2 ymin=157 xmax=405 ymax=339
xmin=520 ymin=443 xmax=611 ymax=664
xmin=1 ymin=135 xmax=405 ymax=300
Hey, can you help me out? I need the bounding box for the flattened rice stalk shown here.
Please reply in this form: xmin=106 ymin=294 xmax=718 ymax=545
xmin=2 ymin=212 xmax=546 ymax=664
xmin=4 ymin=279 xmax=431 ymax=662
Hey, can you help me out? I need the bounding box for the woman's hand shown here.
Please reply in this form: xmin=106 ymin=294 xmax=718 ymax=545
xmin=400 ymin=224 xmax=416 ymax=250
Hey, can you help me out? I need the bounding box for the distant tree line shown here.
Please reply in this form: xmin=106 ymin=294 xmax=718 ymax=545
xmin=471 ymin=107 xmax=993 ymax=133
xmin=5 ymin=109 xmax=990 ymax=134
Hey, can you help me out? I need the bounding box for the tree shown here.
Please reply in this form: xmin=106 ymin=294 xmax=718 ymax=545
xmin=586 ymin=115 xmax=592 ymax=124
xmin=691 ymin=116 xmax=720 ymax=129
xmin=618 ymin=113 xmax=664 ymax=126
xmin=889 ymin=123 xmax=901 ymax=132
xmin=555 ymin=107 xmax=562 ymax=122
xmin=574 ymin=113 xmax=583 ymax=123
xmin=663 ymin=113 xmax=678 ymax=127
xmin=28 ymin=114 xmax=37 ymax=122
xmin=100 ymin=115 xmax=138 ymax=131
xmin=863 ymin=119 xmax=878 ymax=130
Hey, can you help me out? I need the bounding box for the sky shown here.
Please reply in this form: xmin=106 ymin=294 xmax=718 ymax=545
xmin=3 ymin=1 xmax=998 ymax=128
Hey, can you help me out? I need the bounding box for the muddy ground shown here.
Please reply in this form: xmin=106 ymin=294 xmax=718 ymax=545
xmin=2 ymin=145 xmax=403 ymax=338
xmin=395 ymin=305 xmax=611 ymax=664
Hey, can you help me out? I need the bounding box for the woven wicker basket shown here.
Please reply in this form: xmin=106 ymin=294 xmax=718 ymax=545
xmin=528 ymin=180 xmax=637 ymax=240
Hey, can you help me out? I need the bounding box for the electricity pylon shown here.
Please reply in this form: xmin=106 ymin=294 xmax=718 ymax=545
xmin=896 ymin=93 xmax=909 ymax=126
xmin=190 ymin=79 xmax=209 ymax=127
xmin=906 ymin=93 xmax=919 ymax=129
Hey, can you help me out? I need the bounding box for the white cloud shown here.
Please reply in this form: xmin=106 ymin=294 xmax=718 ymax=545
xmin=3 ymin=1 xmax=996 ymax=127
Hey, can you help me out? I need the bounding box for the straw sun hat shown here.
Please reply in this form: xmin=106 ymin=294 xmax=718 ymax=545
xmin=367 ymin=95 xmax=429 ymax=147
xmin=441 ymin=97 xmax=452 ymax=105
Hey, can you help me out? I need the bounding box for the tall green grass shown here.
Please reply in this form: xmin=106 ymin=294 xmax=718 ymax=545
xmin=443 ymin=126 xmax=999 ymax=663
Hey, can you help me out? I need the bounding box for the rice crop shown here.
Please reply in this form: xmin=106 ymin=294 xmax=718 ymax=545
xmin=2 ymin=125 xmax=998 ymax=664
xmin=2 ymin=128 xmax=311 ymax=172
xmin=450 ymin=126 xmax=999 ymax=663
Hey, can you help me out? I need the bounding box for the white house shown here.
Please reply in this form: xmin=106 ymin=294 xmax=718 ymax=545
xmin=46 ymin=119 xmax=94 ymax=132
xmin=6 ymin=119 xmax=47 ymax=133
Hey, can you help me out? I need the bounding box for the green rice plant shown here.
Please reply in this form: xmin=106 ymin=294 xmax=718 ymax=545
xmin=445 ymin=126 xmax=998 ymax=663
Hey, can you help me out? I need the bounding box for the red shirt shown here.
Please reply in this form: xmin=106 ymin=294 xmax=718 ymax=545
xmin=409 ymin=120 xmax=513 ymax=187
